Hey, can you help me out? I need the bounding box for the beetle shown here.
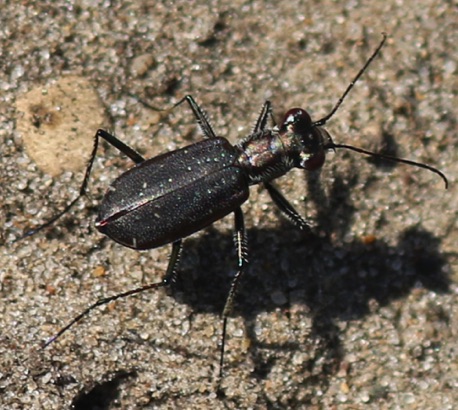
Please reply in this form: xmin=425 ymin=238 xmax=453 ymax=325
xmin=17 ymin=34 xmax=447 ymax=378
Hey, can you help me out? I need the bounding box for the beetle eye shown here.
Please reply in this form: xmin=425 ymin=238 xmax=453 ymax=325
xmin=300 ymin=149 xmax=326 ymax=170
xmin=281 ymin=108 xmax=312 ymax=133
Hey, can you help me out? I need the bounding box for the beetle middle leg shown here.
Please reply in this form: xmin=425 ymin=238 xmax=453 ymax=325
xmin=134 ymin=94 xmax=218 ymax=140
xmin=219 ymin=207 xmax=249 ymax=378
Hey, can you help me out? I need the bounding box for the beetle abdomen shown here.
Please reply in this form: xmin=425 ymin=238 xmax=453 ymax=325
xmin=96 ymin=137 xmax=249 ymax=250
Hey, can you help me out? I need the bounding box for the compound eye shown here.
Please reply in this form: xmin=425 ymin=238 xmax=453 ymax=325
xmin=300 ymin=149 xmax=326 ymax=170
xmin=281 ymin=108 xmax=312 ymax=134
xmin=298 ymin=127 xmax=330 ymax=171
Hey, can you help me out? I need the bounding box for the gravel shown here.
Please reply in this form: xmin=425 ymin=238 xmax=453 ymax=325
xmin=1 ymin=1 xmax=456 ymax=409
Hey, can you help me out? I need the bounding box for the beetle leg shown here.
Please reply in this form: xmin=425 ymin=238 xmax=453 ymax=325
xmin=96 ymin=129 xmax=145 ymax=164
xmin=128 ymin=93 xmax=218 ymax=140
xmin=43 ymin=240 xmax=183 ymax=348
xmin=264 ymin=181 xmax=311 ymax=231
xmin=163 ymin=239 xmax=183 ymax=285
xmin=252 ymin=100 xmax=275 ymax=133
xmin=15 ymin=129 xmax=145 ymax=242
xmin=172 ymin=95 xmax=217 ymax=140
xmin=219 ymin=207 xmax=248 ymax=378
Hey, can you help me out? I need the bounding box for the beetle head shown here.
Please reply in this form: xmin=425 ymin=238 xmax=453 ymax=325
xmin=279 ymin=108 xmax=334 ymax=171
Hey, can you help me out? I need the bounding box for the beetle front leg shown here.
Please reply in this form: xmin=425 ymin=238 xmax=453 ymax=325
xmin=264 ymin=181 xmax=311 ymax=231
xmin=252 ymin=100 xmax=275 ymax=134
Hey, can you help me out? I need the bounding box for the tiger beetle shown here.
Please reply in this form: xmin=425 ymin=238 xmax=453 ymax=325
xmin=16 ymin=34 xmax=448 ymax=380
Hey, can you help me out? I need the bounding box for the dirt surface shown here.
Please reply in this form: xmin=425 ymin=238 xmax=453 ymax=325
xmin=0 ymin=1 xmax=456 ymax=409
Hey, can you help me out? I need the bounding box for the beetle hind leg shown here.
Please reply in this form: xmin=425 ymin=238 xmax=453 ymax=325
xmin=11 ymin=129 xmax=145 ymax=243
xmin=43 ymin=240 xmax=183 ymax=348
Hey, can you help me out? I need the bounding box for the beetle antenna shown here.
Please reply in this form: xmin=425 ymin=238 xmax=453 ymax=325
xmin=330 ymin=142 xmax=448 ymax=188
xmin=314 ymin=33 xmax=387 ymax=127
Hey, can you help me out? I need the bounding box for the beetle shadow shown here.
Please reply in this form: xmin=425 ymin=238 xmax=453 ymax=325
xmin=171 ymin=166 xmax=450 ymax=387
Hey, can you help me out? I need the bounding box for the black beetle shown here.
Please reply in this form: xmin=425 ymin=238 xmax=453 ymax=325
xmin=17 ymin=34 xmax=447 ymax=378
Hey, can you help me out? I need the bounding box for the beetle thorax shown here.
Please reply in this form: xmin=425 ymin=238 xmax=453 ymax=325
xmin=236 ymin=128 xmax=303 ymax=185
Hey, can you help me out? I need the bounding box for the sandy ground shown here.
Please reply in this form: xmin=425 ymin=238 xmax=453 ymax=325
xmin=0 ymin=1 xmax=457 ymax=409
